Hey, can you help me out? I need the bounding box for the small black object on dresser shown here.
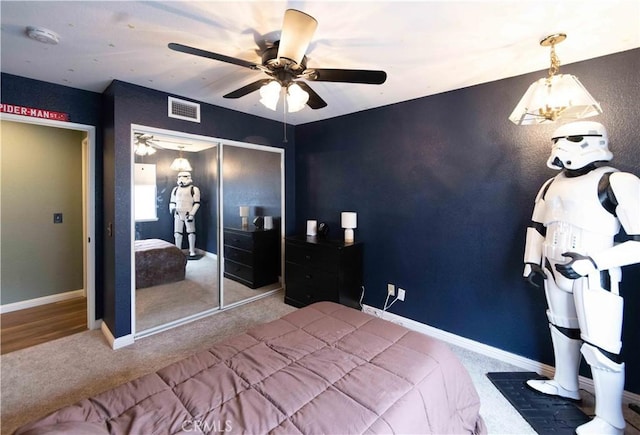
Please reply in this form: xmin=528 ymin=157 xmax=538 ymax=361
xmin=224 ymin=227 xmax=279 ymax=289
xmin=284 ymin=235 xmax=363 ymax=309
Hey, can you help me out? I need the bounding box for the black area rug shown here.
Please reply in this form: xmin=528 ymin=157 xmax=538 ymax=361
xmin=487 ymin=372 xmax=591 ymax=434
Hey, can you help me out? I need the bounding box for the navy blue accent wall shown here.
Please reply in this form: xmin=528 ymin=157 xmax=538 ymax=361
xmin=103 ymin=80 xmax=293 ymax=337
xmin=294 ymin=49 xmax=640 ymax=393
xmin=0 ymin=73 xmax=105 ymax=320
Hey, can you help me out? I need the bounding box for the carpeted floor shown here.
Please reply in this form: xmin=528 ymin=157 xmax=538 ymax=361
xmin=136 ymin=251 xmax=280 ymax=331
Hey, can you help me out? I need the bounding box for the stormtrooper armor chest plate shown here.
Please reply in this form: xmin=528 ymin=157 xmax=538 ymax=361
xmin=542 ymin=167 xmax=619 ymax=259
xmin=174 ymin=186 xmax=194 ymax=212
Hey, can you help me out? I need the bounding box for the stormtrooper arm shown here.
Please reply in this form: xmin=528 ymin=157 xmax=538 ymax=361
xmin=186 ymin=186 xmax=201 ymax=221
xmin=557 ymin=171 xmax=640 ymax=277
xmin=523 ymin=179 xmax=553 ymax=284
xmin=169 ymin=187 xmax=177 ymax=214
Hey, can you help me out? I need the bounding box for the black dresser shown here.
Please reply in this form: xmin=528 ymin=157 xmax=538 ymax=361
xmin=284 ymin=235 xmax=363 ymax=309
xmin=223 ymin=227 xmax=279 ymax=289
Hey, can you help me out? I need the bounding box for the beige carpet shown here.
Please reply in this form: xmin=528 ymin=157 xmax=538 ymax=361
xmin=136 ymin=252 xmax=280 ymax=331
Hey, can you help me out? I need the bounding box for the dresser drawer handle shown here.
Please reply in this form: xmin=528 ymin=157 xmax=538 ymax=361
xmin=305 ymin=255 xmax=311 ymax=260
xmin=305 ymin=274 xmax=312 ymax=279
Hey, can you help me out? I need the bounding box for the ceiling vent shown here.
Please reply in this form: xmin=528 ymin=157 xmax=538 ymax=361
xmin=168 ymin=97 xmax=200 ymax=123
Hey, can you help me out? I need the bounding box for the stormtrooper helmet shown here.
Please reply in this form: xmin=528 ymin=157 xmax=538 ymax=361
xmin=177 ymin=171 xmax=192 ymax=187
xmin=547 ymin=121 xmax=612 ymax=170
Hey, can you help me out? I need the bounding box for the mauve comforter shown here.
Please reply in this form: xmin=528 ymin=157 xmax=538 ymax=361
xmin=15 ymin=302 xmax=486 ymax=434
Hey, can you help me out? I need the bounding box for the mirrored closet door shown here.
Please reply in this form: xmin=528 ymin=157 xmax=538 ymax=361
xmin=131 ymin=126 xmax=284 ymax=337
xmin=220 ymin=144 xmax=283 ymax=307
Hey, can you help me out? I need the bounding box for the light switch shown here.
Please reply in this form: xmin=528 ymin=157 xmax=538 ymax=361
xmin=53 ymin=213 xmax=63 ymax=224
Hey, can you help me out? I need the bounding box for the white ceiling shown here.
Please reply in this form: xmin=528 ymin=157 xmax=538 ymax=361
xmin=1 ymin=1 xmax=639 ymax=126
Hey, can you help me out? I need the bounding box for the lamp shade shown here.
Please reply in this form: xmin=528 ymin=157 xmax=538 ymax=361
xmin=341 ymin=212 xmax=357 ymax=229
xmin=169 ymin=157 xmax=192 ymax=172
xmin=287 ymin=83 xmax=309 ymax=113
xmin=259 ymin=81 xmax=281 ymax=111
xmin=509 ymin=74 xmax=602 ymax=125
xmin=239 ymin=206 xmax=249 ymax=217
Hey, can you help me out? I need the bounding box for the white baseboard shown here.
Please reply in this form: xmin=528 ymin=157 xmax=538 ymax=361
xmin=0 ymin=289 xmax=85 ymax=314
xmin=101 ymin=322 xmax=135 ymax=349
xmin=361 ymin=304 xmax=640 ymax=405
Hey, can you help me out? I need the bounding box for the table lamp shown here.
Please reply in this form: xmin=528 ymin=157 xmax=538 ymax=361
xmin=341 ymin=212 xmax=357 ymax=243
xmin=239 ymin=206 xmax=249 ymax=228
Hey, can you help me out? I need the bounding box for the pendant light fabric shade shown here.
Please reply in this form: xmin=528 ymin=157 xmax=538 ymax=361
xmin=509 ymin=74 xmax=602 ymax=125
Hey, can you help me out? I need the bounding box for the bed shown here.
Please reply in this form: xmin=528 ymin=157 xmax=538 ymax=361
xmin=14 ymin=301 xmax=486 ymax=434
xmin=135 ymin=239 xmax=187 ymax=289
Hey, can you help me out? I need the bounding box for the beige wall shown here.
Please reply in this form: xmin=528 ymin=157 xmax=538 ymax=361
xmin=1 ymin=120 xmax=84 ymax=304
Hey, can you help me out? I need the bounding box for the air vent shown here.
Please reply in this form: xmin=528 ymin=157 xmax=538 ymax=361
xmin=168 ymin=97 xmax=200 ymax=123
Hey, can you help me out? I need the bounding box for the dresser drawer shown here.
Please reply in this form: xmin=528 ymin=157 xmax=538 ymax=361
xmin=223 ymin=230 xmax=254 ymax=251
xmin=224 ymin=245 xmax=253 ymax=266
xmin=224 ymin=260 xmax=253 ymax=285
xmin=285 ymin=263 xmax=337 ymax=291
xmin=285 ymin=242 xmax=339 ymax=272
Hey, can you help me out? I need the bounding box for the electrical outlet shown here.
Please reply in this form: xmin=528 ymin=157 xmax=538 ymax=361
xmin=398 ymin=288 xmax=406 ymax=301
xmin=387 ymin=283 xmax=395 ymax=296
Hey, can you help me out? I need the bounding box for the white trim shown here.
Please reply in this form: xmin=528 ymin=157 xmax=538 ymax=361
xmin=0 ymin=113 xmax=97 ymax=329
xmin=0 ymin=289 xmax=84 ymax=314
xmin=101 ymin=322 xmax=135 ymax=349
xmin=361 ymin=304 xmax=640 ymax=405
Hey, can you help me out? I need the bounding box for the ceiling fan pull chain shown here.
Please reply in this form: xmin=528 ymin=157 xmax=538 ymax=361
xmin=283 ymin=93 xmax=288 ymax=143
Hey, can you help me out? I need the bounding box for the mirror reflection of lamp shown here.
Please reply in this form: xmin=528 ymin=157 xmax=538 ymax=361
xmin=341 ymin=212 xmax=357 ymax=243
xmin=170 ymin=146 xmax=193 ymax=172
xmin=239 ymin=206 xmax=250 ymax=229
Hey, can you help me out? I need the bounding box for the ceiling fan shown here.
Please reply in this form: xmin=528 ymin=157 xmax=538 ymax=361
xmin=168 ymin=9 xmax=387 ymax=111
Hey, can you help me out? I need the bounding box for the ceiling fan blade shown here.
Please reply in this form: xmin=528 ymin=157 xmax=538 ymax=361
xmin=168 ymin=42 xmax=258 ymax=70
xmin=223 ymin=79 xmax=273 ymax=99
xmin=276 ymin=9 xmax=318 ymax=65
xmin=296 ymin=82 xmax=327 ymax=109
xmin=309 ymin=68 xmax=387 ymax=85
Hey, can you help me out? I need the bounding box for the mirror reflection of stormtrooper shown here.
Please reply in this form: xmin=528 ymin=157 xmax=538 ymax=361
xmin=169 ymin=171 xmax=201 ymax=258
xmin=523 ymin=121 xmax=640 ymax=435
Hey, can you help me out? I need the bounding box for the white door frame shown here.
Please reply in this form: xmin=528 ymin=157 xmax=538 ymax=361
xmin=0 ymin=113 xmax=97 ymax=329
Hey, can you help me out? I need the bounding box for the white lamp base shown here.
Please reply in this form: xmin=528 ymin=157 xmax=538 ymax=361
xmin=344 ymin=228 xmax=354 ymax=243
xmin=241 ymin=216 xmax=248 ymax=228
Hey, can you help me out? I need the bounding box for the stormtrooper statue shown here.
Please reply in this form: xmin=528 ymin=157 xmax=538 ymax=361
xmin=523 ymin=121 xmax=640 ymax=434
xmin=169 ymin=171 xmax=201 ymax=258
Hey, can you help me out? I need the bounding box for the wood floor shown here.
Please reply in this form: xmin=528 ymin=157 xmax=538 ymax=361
xmin=0 ymin=297 xmax=87 ymax=355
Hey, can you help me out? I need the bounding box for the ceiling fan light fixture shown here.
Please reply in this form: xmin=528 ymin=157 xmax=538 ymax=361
xmin=286 ymin=82 xmax=309 ymax=113
xmin=259 ymin=81 xmax=282 ymax=111
xmin=134 ymin=142 xmax=156 ymax=156
xmin=509 ymin=33 xmax=602 ymax=125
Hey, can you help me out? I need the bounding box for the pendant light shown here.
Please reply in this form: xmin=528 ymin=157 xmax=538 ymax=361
xmin=509 ymin=33 xmax=602 ymax=125
xmin=170 ymin=146 xmax=193 ymax=172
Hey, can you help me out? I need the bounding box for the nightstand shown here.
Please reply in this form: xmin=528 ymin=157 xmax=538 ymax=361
xmin=284 ymin=235 xmax=363 ymax=309
xmin=223 ymin=227 xmax=279 ymax=289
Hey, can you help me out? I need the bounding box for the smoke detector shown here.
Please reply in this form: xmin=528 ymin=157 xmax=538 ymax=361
xmin=26 ymin=26 xmax=60 ymax=44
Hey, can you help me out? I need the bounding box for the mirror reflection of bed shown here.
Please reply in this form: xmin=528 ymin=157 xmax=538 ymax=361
xmin=132 ymin=127 xmax=284 ymax=335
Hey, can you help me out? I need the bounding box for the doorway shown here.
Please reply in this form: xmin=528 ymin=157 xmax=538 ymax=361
xmin=0 ymin=115 xmax=97 ymax=336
